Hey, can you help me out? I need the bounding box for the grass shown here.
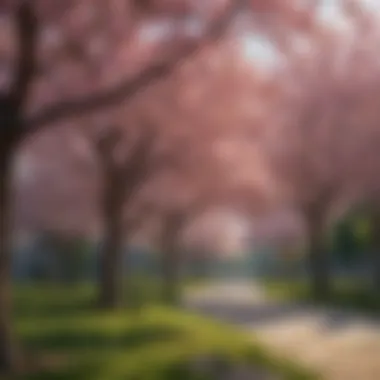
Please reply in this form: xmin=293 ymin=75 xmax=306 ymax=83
xmin=9 ymin=283 xmax=318 ymax=380
xmin=262 ymin=278 xmax=380 ymax=314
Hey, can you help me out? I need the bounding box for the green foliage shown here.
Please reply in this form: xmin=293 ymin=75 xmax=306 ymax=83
xmin=354 ymin=217 xmax=372 ymax=245
xmin=330 ymin=213 xmax=373 ymax=264
xmin=13 ymin=284 xmax=317 ymax=380
xmin=58 ymin=238 xmax=92 ymax=283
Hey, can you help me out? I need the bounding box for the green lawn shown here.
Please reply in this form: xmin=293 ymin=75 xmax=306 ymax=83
xmin=10 ymin=284 xmax=317 ymax=380
xmin=262 ymin=278 xmax=380 ymax=314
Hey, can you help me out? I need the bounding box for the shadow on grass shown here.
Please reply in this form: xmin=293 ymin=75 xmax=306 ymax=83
xmin=24 ymin=360 xmax=206 ymax=380
xmin=14 ymin=284 xmax=95 ymax=319
xmin=14 ymin=279 xmax=166 ymax=319
xmin=263 ymin=278 xmax=380 ymax=315
xmin=24 ymin=324 xmax=183 ymax=351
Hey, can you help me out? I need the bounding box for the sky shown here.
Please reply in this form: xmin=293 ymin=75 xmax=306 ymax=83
xmin=242 ymin=0 xmax=380 ymax=68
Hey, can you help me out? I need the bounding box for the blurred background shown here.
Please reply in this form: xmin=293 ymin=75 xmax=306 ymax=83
xmin=0 ymin=1 xmax=380 ymax=379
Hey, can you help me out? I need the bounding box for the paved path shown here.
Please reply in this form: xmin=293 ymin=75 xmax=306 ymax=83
xmin=185 ymin=280 xmax=380 ymax=380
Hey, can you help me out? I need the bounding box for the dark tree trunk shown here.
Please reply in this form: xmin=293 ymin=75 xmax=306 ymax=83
xmin=373 ymin=248 xmax=380 ymax=298
xmin=306 ymin=213 xmax=331 ymax=301
xmin=0 ymin=2 xmax=38 ymax=371
xmin=161 ymin=244 xmax=181 ymax=306
xmin=0 ymin=150 xmax=19 ymax=373
xmin=160 ymin=213 xmax=183 ymax=306
xmin=97 ymin=188 xmax=125 ymax=310
xmin=370 ymin=211 xmax=380 ymax=295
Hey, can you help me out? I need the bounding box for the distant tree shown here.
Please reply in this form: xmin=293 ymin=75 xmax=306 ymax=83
xmin=366 ymin=207 xmax=380 ymax=292
xmin=262 ymin=1 xmax=380 ymax=300
xmin=84 ymin=124 xmax=158 ymax=309
xmin=331 ymin=217 xmax=358 ymax=267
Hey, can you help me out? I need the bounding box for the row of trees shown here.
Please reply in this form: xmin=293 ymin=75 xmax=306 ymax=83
xmin=2 ymin=0 xmax=296 ymax=373
xmin=260 ymin=0 xmax=380 ymax=299
xmin=0 ymin=0 xmax=260 ymax=373
xmin=3 ymin=0 xmax=380 ymax=375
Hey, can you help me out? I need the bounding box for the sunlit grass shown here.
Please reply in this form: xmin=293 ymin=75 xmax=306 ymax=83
xmin=11 ymin=284 xmax=318 ymax=380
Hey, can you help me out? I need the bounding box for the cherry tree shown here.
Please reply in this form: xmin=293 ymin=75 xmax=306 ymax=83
xmin=262 ymin=0 xmax=380 ymax=299
xmin=76 ymin=122 xmax=161 ymax=309
xmin=0 ymin=0 xmax=339 ymax=371
xmin=0 ymin=0 xmax=252 ymax=371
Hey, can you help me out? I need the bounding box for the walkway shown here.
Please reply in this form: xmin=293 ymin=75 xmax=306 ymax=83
xmin=185 ymin=280 xmax=380 ymax=380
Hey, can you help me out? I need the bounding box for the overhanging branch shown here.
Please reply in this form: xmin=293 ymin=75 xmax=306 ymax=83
xmin=25 ymin=0 xmax=245 ymax=134
xmin=10 ymin=1 xmax=38 ymax=110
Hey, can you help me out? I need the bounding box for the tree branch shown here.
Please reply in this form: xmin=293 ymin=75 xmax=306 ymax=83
xmin=122 ymin=122 xmax=157 ymax=201
xmin=94 ymin=127 xmax=122 ymax=167
xmin=10 ymin=1 xmax=38 ymax=110
xmin=25 ymin=0 xmax=245 ymax=134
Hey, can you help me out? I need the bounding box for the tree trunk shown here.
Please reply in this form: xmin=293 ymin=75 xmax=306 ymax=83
xmin=373 ymin=248 xmax=380 ymax=297
xmin=370 ymin=211 xmax=380 ymax=295
xmin=160 ymin=213 xmax=184 ymax=306
xmin=0 ymin=151 xmax=19 ymax=373
xmin=97 ymin=191 xmax=125 ymax=310
xmin=161 ymin=245 xmax=181 ymax=306
xmin=306 ymin=214 xmax=331 ymax=301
